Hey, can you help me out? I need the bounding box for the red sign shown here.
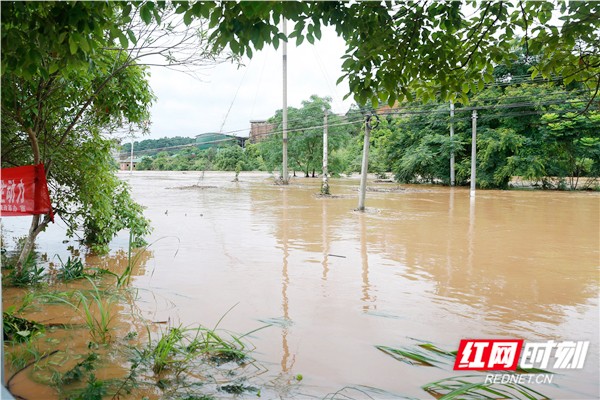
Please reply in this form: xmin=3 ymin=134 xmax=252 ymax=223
xmin=1 ymin=164 xmax=53 ymax=220
xmin=454 ymin=339 xmax=524 ymax=371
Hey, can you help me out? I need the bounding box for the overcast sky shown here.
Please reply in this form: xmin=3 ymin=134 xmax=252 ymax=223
xmin=146 ymin=27 xmax=354 ymax=140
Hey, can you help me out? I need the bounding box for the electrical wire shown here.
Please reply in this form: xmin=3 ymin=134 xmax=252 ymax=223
xmin=120 ymin=88 xmax=595 ymax=157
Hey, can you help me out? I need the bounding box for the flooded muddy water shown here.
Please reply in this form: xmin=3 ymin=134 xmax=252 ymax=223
xmin=2 ymin=171 xmax=599 ymax=399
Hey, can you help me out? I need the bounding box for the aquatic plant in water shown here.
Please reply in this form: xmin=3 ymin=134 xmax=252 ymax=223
xmin=376 ymin=342 xmax=550 ymax=400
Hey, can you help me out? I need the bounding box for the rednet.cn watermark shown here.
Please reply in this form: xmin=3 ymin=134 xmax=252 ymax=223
xmin=453 ymin=339 xmax=591 ymax=384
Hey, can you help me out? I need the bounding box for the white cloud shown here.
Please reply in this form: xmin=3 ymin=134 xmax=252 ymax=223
xmin=147 ymin=27 xmax=353 ymax=139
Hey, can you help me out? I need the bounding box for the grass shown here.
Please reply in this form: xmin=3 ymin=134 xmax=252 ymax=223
xmin=77 ymin=283 xmax=115 ymax=344
xmin=423 ymin=375 xmax=548 ymax=400
xmin=6 ymin=253 xmax=45 ymax=286
xmin=56 ymin=256 xmax=88 ymax=281
xmin=5 ymin=340 xmax=44 ymax=371
xmin=1 ymin=238 xmax=269 ymax=399
xmin=376 ymin=342 xmax=551 ymax=400
xmin=137 ymin=321 xmax=254 ymax=377
xmin=45 ymin=278 xmax=116 ymax=344
xmin=149 ymin=325 xmax=186 ymax=374
xmin=376 ymin=344 xmax=455 ymax=367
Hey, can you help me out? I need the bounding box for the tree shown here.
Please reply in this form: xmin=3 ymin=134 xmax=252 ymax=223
xmin=213 ymin=145 xmax=245 ymax=171
xmin=174 ymin=1 xmax=600 ymax=108
xmin=260 ymin=95 xmax=353 ymax=177
xmin=372 ymin=81 xmax=599 ymax=189
xmin=1 ymin=1 xmax=226 ymax=269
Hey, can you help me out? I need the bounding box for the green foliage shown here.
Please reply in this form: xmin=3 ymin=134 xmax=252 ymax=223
xmin=53 ymin=353 xmax=99 ymax=386
xmin=6 ymin=340 xmax=43 ymax=371
xmin=135 ymin=322 xmax=252 ymax=377
xmin=56 ymin=257 xmax=88 ymax=282
xmin=258 ymin=95 xmax=355 ymax=177
xmin=67 ymin=374 xmax=107 ymax=400
xmin=121 ymin=136 xmax=196 ymax=154
xmin=368 ymin=79 xmax=599 ymax=189
xmin=1 ymin=1 xmax=133 ymax=81
xmin=473 ymin=84 xmax=599 ymax=189
xmin=376 ymin=344 xmax=454 ymax=368
xmin=378 ymin=343 xmax=550 ymax=399
xmin=175 ymin=1 xmax=600 ymax=107
xmin=423 ymin=375 xmax=548 ymax=400
xmin=1 ymin=1 xmax=154 ymax=263
xmin=2 ymin=312 xmax=45 ymax=343
xmin=134 ymin=141 xmax=266 ymax=172
xmin=131 ymin=83 xmax=597 ymax=190
xmin=7 ymin=253 xmax=45 ymax=287
xmin=213 ymin=145 xmax=245 ymax=171
xmin=47 ymin=279 xmax=116 ymax=344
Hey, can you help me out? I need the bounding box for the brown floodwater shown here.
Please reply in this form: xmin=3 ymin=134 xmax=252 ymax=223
xmin=2 ymin=171 xmax=599 ymax=399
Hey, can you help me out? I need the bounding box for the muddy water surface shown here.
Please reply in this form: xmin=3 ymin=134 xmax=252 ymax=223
xmin=3 ymin=171 xmax=599 ymax=399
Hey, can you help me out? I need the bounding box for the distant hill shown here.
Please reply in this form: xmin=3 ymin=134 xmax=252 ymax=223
xmin=120 ymin=136 xmax=196 ymax=154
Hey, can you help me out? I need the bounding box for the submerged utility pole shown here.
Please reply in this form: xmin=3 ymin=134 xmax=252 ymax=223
xmin=281 ymin=18 xmax=289 ymax=185
xmin=358 ymin=115 xmax=378 ymax=211
xmin=450 ymin=101 xmax=455 ymax=186
xmin=321 ymin=110 xmax=329 ymax=195
xmin=470 ymin=109 xmax=478 ymax=197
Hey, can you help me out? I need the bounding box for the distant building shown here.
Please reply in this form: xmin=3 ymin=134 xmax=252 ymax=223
xmin=195 ymin=132 xmax=247 ymax=149
xmin=376 ymin=101 xmax=401 ymax=116
xmin=249 ymin=120 xmax=277 ymax=143
xmin=119 ymin=157 xmax=142 ymax=171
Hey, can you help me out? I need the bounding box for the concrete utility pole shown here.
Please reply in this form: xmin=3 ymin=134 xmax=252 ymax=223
xmin=281 ymin=18 xmax=289 ymax=185
xmin=358 ymin=115 xmax=377 ymax=211
xmin=321 ymin=109 xmax=330 ymax=195
xmin=470 ymin=109 xmax=478 ymax=197
xmin=129 ymin=135 xmax=134 ymax=174
xmin=450 ymin=101 xmax=455 ymax=186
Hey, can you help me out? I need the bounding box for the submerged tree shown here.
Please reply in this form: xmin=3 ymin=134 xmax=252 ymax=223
xmin=1 ymin=1 xmax=227 ymax=270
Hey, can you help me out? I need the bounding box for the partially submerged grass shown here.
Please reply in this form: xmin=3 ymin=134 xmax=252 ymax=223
xmin=376 ymin=344 xmax=455 ymax=367
xmin=44 ymin=278 xmax=116 ymax=344
xmin=2 ymin=238 xmax=268 ymax=399
xmin=423 ymin=375 xmax=548 ymax=400
xmin=136 ymin=320 xmax=260 ymax=377
xmin=6 ymin=253 xmax=45 ymax=287
xmin=376 ymin=342 xmax=551 ymax=400
xmin=5 ymin=340 xmax=45 ymax=371
xmin=56 ymin=256 xmax=88 ymax=281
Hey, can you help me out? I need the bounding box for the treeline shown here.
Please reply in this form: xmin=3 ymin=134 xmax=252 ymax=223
xmin=133 ymin=76 xmax=599 ymax=190
xmin=133 ymin=89 xmax=599 ymax=190
xmin=368 ymin=84 xmax=599 ymax=190
xmin=121 ymin=136 xmax=196 ymax=153
xmin=135 ymin=145 xmax=263 ymax=172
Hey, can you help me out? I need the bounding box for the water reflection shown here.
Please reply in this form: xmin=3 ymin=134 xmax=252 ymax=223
xmin=359 ymin=212 xmax=375 ymax=312
xmin=321 ymin=199 xmax=329 ymax=281
xmin=468 ymin=194 xmax=475 ymax=278
xmin=280 ymin=187 xmax=292 ymax=373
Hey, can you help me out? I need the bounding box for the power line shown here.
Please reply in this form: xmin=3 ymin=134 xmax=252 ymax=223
xmin=122 ymin=92 xmax=595 ymax=157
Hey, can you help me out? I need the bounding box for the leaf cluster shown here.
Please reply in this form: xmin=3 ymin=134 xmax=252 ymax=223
xmin=175 ymin=1 xmax=600 ymax=107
